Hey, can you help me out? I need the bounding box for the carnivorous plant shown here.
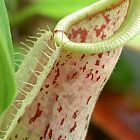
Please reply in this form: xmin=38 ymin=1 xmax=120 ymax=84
xmin=0 ymin=0 xmax=140 ymax=139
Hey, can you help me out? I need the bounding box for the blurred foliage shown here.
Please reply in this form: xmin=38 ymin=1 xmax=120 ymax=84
xmin=5 ymin=0 xmax=99 ymax=26
xmin=106 ymin=56 xmax=134 ymax=92
xmin=127 ymin=33 xmax=140 ymax=52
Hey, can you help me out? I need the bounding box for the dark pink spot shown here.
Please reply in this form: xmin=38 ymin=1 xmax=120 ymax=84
xmin=57 ymin=106 xmax=62 ymax=112
xmin=96 ymin=76 xmax=101 ymax=81
xmin=66 ymin=54 xmax=72 ymax=59
xmin=54 ymin=30 xmax=67 ymax=35
xmin=40 ymin=88 xmax=43 ymax=91
xmin=55 ymin=95 xmax=59 ymax=101
xmin=60 ymin=118 xmax=65 ymax=125
xmin=94 ymin=24 xmax=107 ymax=37
xmin=58 ymin=135 xmax=62 ymax=140
xmin=91 ymin=74 xmax=94 ymax=81
xmin=45 ymin=84 xmax=49 ymax=88
xmin=80 ymin=65 xmax=86 ymax=72
xmin=53 ymin=68 xmax=60 ymax=84
xmin=102 ymin=13 xmax=110 ymax=24
xmin=95 ymin=60 xmax=100 ymax=66
xmin=70 ymin=122 xmax=77 ymax=133
xmin=56 ymin=61 xmax=60 ymax=67
xmin=95 ymin=70 xmax=99 ymax=74
xmin=101 ymin=32 xmax=107 ymax=40
xmin=107 ymin=51 xmax=110 ymax=56
xmin=87 ymin=96 xmax=92 ymax=105
xmin=80 ymin=54 xmax=85 ymax=60
xmin=48 ymin=129 xmax=53 ymax=139
xmin=98 ymin=53 xmax=103 ymax=59
xmin=71 ymin=28 xmax=88 ymax=42
xmin=29 ymin=103 xmax=42 ymax=124
xmin=44 ymin=123 xmax=50 ymax=138
xmin=73 ymin=110 xmax=78 ymax=119
xmin=86 ymin=69 xmax=93 ymax=80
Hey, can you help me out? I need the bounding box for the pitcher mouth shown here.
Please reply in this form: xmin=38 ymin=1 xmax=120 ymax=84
xmin=54 ymin=0 xmax=140 ymax=54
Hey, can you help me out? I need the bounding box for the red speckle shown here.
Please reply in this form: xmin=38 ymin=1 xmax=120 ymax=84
xmin=71 ymin=62 xmax=77 ymax=66
xmin=71 ymin=28 xmax=88 ymax=42
xmin=112 ymin=21 xmax=116 ymax=26
xmin=44 ymin=123 xmax=50 ymax=138
xmin=73 ymin=110 xmax=78 ymax=119
xmin=45 ymin=84 xmax=49 ymax=88
xmin=95 ymin=70 xmax=99 ymax=74
xmin=58 ymin=135 xmax=62 ymax=140
xmin=58 ymin=135 xmax=66 ymax=140
xmin=107 ymin=51 xmax=110 ymax=56
xmin=57 ymin=106 xmax=62 ymax=112
xmin=48 ymin=129 xmax=53 ymax=139
xmin=29 ymin=103 xmax=42 ymax=124
xmin=40 ymin=88 xmax=43 ymax=91
xmin=53 ymin=68 xmax=60 ymax=84
xmin=70 ymin=122 xmax=77 ymax=133
xmin=55 ymin=95 xmax=59 ymax=101
xmin=86 ymin=69 xmax=93 ymax=79
xmin=87 ymin=96 xmax=92 ymax=105
xmin=102 ymin=13 xmax=110 ymax=24
xmin=95 ymin=60 xmax=100 ymax=66
xmin=60 ymin=118 xmax=65 ymax=125
xmin=74 ymin=62 xmax=76 ymax=66
xmin=61 ymin=63 xmax=65 ymax=66
xmin=86 ymin=73 xmax=91 ymax=78
xmin=93 ymin=13 xmax=110 ymax=40
xmin=66 ymin=54 xmax=72 ymax=59
xmin=56 ymin=61 xmax=60 ymax=67
xmin=53 ymin=30 xmax=67 ymax=35
xmin=71 ymin=72 xmax=78 ymax=79
xmin=94 ymin=24 xmax=106 ymax=37
xmin=98 ymin=53 xmax=103 ymax=59
xmin=80 ymin=54 xmax=85 ymax=60
xmin=96 ymin=76 xmax=101 ymax=81
xmin=91 ymin=74 xmax=94 ymax=81
xmin=101 ymin=32 xmax=107 ymax=40
xmin=80 ymin=64 xmax=86 ymax=72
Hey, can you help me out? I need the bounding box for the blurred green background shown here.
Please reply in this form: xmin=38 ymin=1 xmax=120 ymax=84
xmin=4 ymin=0 xmax=140 ymax=139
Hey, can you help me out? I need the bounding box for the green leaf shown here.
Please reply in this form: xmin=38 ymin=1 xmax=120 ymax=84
xmin=0 ymin=0 xmax=16 ymax=115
